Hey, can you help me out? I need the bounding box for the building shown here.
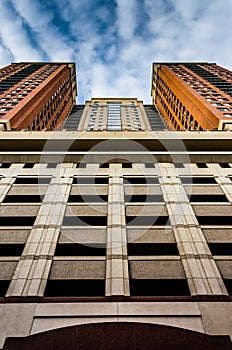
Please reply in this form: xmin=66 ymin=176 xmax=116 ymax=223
xmin=0 ymin=62 xmax=77 ymax=131
xmin=62 ymin=97 xmax=167 ymax=131
xmin=152 ymin=62 xmax=232 ymax=131
xmin=0 ymin=70 xmax=232 ymax=348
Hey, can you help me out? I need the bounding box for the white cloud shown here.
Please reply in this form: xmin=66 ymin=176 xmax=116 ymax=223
xmin=0 ymin=1 xmax=42 ymax=62
xmin=0 ymin=44 xmax=14 ymax=67
xmin=115 ymin=0 xmax=137 ymax=41
xmin=0 ymin=0 xmax=232 ymax=103
xmin=11 ymin=0 xmax=74 ymax=61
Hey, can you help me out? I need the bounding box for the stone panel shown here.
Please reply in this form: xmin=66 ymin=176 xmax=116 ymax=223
xmin=49 ymin=260 xmax=105 ymax=279
xmin=129 ymin=260 xmax=186 ymax=279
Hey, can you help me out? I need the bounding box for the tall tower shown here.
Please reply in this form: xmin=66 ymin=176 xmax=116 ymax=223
xmin=151 ymin=62 xmax=232 ymax=131
xmin=0 ymin=62 xmax=77 ymax=131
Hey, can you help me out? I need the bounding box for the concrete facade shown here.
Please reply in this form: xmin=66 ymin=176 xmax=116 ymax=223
xmin=1 ymin=62 xmax=232 ymax=347
xmin=0 ymin=128 xmax=232 ymax=348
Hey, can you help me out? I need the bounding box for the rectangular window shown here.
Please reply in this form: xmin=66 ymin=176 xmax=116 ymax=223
xmin=62 ymin=216 xmax=107 ymax=226
xmin=129 ymin=279 xmax=190 ymax=296
xmin=127 ymin=243 xmax=179 ymax=255
xmin=72 ymin=177 xmax=108 ymax=184
xmin=44 ymin=280 xmax=105 ymax=296
xmin=107 ymin=102 xmax=122 ymax=130
xmin=126 ymin=216 xmax=169 ymax=226
xmin=55 ymin=243 xmax=106 ymax=256
xmin=180 ymin=177 xmax=217 ymax=184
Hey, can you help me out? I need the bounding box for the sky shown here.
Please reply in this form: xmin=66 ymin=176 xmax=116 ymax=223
xmin=0 ymin=0 xmax=232 ymax=104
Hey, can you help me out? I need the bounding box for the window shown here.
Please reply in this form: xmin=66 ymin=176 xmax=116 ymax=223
xmin=47 ymin=163 xmax=57 ymax=168
xmin=3 ymin=195 xmax=43 ymax=203
xmin=126 ymin=216 xmax=169 ymax=226
xmin=174 ymin=163 xmax=184 ymax=168
xmin=72 ymin=177 xmax=108 ymax=184
xmin=0 ymin=281 xmax=11 ymax=297
xmin=62 ymin=216 xmax=107 ymax=226
xmin=123 ymin=177 xmax=159 ymax=184
xmin=129 ymin=279 xmax=190 ymax=296
xmin=14 ymin=177 xmax=51 ymax=184
xmin=23 ymin=163 xmax=35 ymax=169
xmin=180 ymin=177 xmax=217 ymax=184
xmin=189 ymin=194 xmax=228 ymax=202
xmin=219 ymin=163 xmax=231 ymax=168
xmin=127 ymin=243 xmax=179 ymax=255
xmin=125 ymin=195 xmax=164 ymax=202
xmin=145 ymin=163 xmax=155 ymax=168
xmin=107 ymin=102 xmax=122 ymax=130
xmin=55 ymin=243 xmax=106 ymax=256
xmin=122 ymin=163 xmax=132 ymax=168
xmin=0 ymin=217 xmax=36 ymax=226
xmin=99 ymin=163 xmax=110 ymax=168
xmin=196 ymin=163 xmax=208 ymax=168
xmin=197 ymin=216 xmax=232 ymax=225
xmin=44 ymin=280 xmax=105 ymax=296
xmin=0 ymin=244 xmax=24 ymax=256
xmin=208 ymin=243 xmax=232 ymax=255
xmin=68 ymin=195 xmax=108 ymax=203
xmin=0 ymin=163 xmax=11 ymax=168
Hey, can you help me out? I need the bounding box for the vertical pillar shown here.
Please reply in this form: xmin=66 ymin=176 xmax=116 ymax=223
xmin=7 ymin=175 xmax=72 ymax=297
xmin=105 ymin=170 xmax=129 ymax=296
xmin=159 ymin=164 xmax=227 ymax=296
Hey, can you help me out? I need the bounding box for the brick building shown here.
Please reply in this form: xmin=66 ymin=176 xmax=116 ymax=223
xmin=152 ymin=62 xmax=232 ymax=131
xmin=0 ymin=62 xmax=77 ymax=131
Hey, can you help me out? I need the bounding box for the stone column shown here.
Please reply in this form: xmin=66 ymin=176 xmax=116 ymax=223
xmin=7 ymin=174 xmax=72 ymax=297
xmin=159 ymin=163 xmax=228 ymax=296
xmin=105 ymin=165 xmax=129 ymax=296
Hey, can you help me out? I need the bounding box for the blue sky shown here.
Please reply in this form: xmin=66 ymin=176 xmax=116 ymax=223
xmin=0 ymin=0 xmax=232 ymax=103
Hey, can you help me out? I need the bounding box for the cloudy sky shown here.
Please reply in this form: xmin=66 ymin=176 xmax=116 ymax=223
xmin=0 ymin=0 xmax=231 ymax=103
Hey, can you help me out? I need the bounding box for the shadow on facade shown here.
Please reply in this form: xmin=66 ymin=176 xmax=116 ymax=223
xmin=3 ymin=322 xmax=232 ymax=349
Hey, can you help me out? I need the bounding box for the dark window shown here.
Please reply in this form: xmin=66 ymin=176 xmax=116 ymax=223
xmin=189 ymin=194 xmax=228 ymax=202
xmin=0 ymin=280 xmax=11 ymax=297
xmin=122 ymin=163 xmax=133 ymax=168
xmin=180 ymin=177 xmax=217 ymax=184
xmin=196 ymin=163 xmax=208 ymax=168
xmin=0 ymin=216 xmax=36 ymax=226
xmin=174 ymin=163 xmax=184 ymax=168
xmin=3 ymin=195 xmax=43 ymax=203
xmin=197 ymin=216 xmax=232 ymax=225
xmin=123 ymin=177 xmax=159 ymax=185
xmin=0 ymin=163 xmax=11 ymax=168
xmin=55 ymin=243 xmax=106 ymax=256
xmin=125 ymin=195 xmax=164 ymax=202
xmin=219 ymin=163 xmax=231 ymax=168
xmin=68 ymin=195 xmax=108 ymax=202
xmin=127 ymin=243 xmax=179 ymax=256
xmin=44 ymin=280 xmax=105 ymax=296
xmin=0 ymin=244 xmax=24 ymax=256
xmin=223 ymin=280 xmax=232 ymax=296
xmin=62 ymin=216 xmax=107 ymax=226
xmin=47 ymin=163 xmax=57 ymax=168
xmin=14 ymin=177 xmax=51 ymax=184
xmin=73 ymin=177 xmax=108 ymax=185
xmin=208 ymin=243 xmax=232 ymax=255
xmin=145 ymin=163 xmax=155 ymax=168
xmin=23 ymin=163 xmax=35 ymax=168
xmin=126 ymin=216 xmax=169 ymax=226
xmin=129 ymin=279 xmax=190 ymax=296
xmin=99 ymin=163 xmax=109 ymax=168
